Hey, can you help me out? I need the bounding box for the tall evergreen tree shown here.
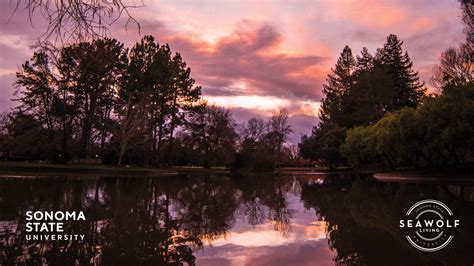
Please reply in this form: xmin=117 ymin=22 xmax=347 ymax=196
xmin=304 ymin=37 xmax=425 ymax=167
xmin=15 ymin=52 xmax=58 ymax=143
xmin=319 ymin=45 xmax=356 ymax=126
xmin=119 ymin=35 xmax=202 ymax=165
xmin=166 ymin=53 xmax=201 ymax=163
xmin=376 ymin=34 xmax=425 ymax=109
xmin=347 ymin=47 xmax=393 ymax=125
xmin=59 ymin=38 xmax=127 ymax=159
xmin=355 ymin=47 xmax=374 ymax=73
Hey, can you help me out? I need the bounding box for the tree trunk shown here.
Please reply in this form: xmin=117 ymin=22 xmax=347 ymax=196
xmin=168 ymin=95 xmax=178 ymax=165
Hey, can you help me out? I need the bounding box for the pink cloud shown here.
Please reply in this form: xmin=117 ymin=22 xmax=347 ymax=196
xmin=159 ymin=22 xmax=327 ymax=101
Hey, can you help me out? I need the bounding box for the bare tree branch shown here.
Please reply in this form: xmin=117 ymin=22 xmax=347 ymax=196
xmin=11 ymin=0 xmax=144 ymax=44
xmin=113 ymin=95 xmax=148 ymax=166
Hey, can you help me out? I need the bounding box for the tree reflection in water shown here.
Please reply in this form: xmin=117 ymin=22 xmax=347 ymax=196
xmin=300 ymin=174 xmax=474 ymax=266
xmin=0 ymin=174 xmax=473 ymax=265
xmin=233 ymin=174 xmax=296 ymax=237
xmin=0 ymin=174 xmax=296 ymax=265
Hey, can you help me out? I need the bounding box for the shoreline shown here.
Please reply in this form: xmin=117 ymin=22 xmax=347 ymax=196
xmin=0 ymin=162 xmax=228 ymax=177
xmin=0 ymin=162 xmax=176 ymax=177
xmin=0 ymin=162 xmax=473 ymax=181
xmin=276 ymin=167 xmax=374 ymax=175
xmin=373 ymin=167 xmax=474 ymax=184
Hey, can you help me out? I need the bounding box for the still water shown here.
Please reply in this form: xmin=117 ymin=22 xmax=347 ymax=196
xmin=0 ymin=173 xmax=473 ymax=265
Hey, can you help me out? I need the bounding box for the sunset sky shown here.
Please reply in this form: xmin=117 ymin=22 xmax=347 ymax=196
xmin=0 ymin=0 xmax=465 ymax=142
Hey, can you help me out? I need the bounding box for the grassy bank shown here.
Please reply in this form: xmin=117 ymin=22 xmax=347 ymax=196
xmin=0 ymin=161 xmax=235 ymax=177
xmin=0 ymin=161 xmax=177 ymax=176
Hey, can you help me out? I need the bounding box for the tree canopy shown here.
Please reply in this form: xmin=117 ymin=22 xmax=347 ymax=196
xmin=11 ymin=36 xmax=205 ymax=166
xmin=300 ymin=34 xmax=425 ymax=168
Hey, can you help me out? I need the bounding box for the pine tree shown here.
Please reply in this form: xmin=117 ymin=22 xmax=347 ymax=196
xmin=351 ymin=47 xmax=390 ymax=125
xmin=376 ymin=34 xmax=425 ymax=109
xmin=319 ymin=45 xmax=356 ymax=125
xmin=355 ymin=47 xmax=374 ymax=73
xmin=58 ymin=38 xmax=127 ymax=159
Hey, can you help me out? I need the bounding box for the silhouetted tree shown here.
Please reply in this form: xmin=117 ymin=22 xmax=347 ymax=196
xmin=432 ymin=43 xmax=473 ymax=89
xmin=166 ymin=53 xmax=202 ymax=164
xmin=185 ymin=104 xmax=237 ymax=168
xmin=348 ymin=58 xmax=393 ymax=125
xmin=14 ymin=36 xmax=202 ymax=165
xmin=299 ymin=123 xmax=346 ymax=169
xmin=233 ymin=109 xmax=293 ymax=171
xmin=375 ymin=34 xmax=425 ymax=109
xmin=112 ymin=97 xmax=148 ymax=166
xmin=15 ymin=51 xmax=74 ymax=161
xmin=120 ymin=36 xmax=201 ymax=165
xmin=58 ymin=38 xmax=127 ymax=159
xmin=243 ymin=117 xmax=266 ymax=142
xmin=0 ymin=113 xmax=9 ymax=160
xmin=3 ymin=112 xmax=49 ymax=159
xmin=302 ymin=35 xmax=425 ymax=168
xmin=319 ymin=45 xmax=356 ymax=126
xmin=355 ymin=47 xmax=374 ymax=73
xmin=265 ymin=108 xmax=293 ymax=159
xmin=459 ymin=0 xmax=474 ymax=46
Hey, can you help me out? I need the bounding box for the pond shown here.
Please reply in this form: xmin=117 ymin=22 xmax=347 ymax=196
xmin=0 ymin=173 xmax=473 ymax=265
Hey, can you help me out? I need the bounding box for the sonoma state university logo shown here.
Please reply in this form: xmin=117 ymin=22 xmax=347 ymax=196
xmin=25 ymin=211 xmax=86 ymax=241
xmin=399 ymin=199 xmax=460 ymax=252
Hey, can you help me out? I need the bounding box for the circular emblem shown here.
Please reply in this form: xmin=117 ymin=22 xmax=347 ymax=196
xmin=399 ymin=199 xmax=460 ymax=252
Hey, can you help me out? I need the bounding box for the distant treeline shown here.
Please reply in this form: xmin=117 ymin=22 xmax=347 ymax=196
xmin=0 ymin=36 xmax=295 ymax=169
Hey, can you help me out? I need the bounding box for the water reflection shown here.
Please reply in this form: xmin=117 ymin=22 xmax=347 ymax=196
xmin=300 ymin=175 xmax=474 ymax=266
xmin=0 ymin=174 xmax=473 ymax=265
